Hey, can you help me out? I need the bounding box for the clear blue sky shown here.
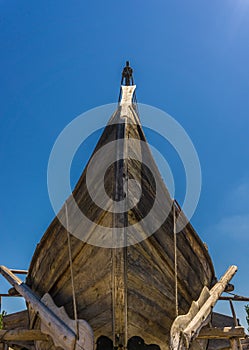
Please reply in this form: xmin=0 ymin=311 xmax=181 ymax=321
xmin=1 ymin=0 xmax=249 ymax=327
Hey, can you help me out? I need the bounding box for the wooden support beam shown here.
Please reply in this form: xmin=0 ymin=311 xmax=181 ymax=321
xmin=230 ymin=337 xmax=242 ymax=350
xmin=219 ymin=296 xmax=249 ymax=302
xmin=0 ymin=329 xmax=49 ymax=342
xmin=10 ymin=269 xmax=28 ymax=275
xmin=0 ymin=265 xmax=93 ymax=350
xmin=8 ymin=287 xmax=20 ymax=296
xmin=3 ymin=341 xmax=34 ymax=350
xmin=197 ymin=326 xmax=246 ymax=339
xmin=184 ymin=265 xmax=238 ymax=335
xmin=170 ymin=265 xmax=238 ymax=350
xmin=3 ymin=310 xmax=29 ymax=330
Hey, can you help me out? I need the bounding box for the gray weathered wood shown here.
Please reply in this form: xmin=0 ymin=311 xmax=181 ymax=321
xmin=3 ymin=310 xmax=29 ymax=330
xmin=0 ymin=329 xmax=49 ymax=341
xmin=171 ymin=265 xmax=238 ymax=350
xmin=0 ymin=265 xmax=93 ymax=350
xmin=230 ymin=337 xmax=243 ymax=350
xmin=197 ymin=326 xmax=245 ymax=339
xmin=25 ymin=84 xmax=215 ymax=350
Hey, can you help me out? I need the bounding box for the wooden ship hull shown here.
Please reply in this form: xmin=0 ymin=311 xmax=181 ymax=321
xmin=26 ymin=218 xmax=214 ymax=350
xmin=24 ymin=79 xmax=215 ymax=350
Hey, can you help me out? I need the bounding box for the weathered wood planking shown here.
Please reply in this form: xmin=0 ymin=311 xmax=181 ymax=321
xmin=0 ymin=329 xmax=49 ymax=341
xmin=26 ymin=100 xmax=214 ymax=350
xmin=3 ymin=310 xmax=29 ymax=330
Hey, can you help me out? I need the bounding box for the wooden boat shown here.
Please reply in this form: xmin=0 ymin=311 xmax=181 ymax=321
xmin=5 ymin=63 xmax=244 ymax=350
xmin=23 ymin=63 xmax=215 ymax=350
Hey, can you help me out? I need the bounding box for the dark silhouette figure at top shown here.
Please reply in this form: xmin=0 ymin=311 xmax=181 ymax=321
xmin=121 ymin=61 xmax=134 ymax=86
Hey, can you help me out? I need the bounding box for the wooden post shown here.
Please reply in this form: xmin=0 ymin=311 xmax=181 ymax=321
xmin=0 ymin=265 xmax=93 ymax=350
xmin=229 ymin=300 xmax=238 ymax=326
xmin=184 ymin=265 xmax=238 ymax=337
xmin=170 ymin=265 xmax=238 ymax=350
xmin=230 ymin=338 xmax=241 ymax=350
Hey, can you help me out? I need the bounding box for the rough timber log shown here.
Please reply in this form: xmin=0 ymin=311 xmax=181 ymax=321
xmin=0 ymin=265 xmax=93 ymax=350
xmin=170 ymin=265 xmax=238 ymax=350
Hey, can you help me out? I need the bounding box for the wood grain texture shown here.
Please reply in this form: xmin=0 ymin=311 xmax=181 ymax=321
xmin=3 ymin=310 xmax=29 ymax=330
xmin=0 ymin=329 xmax=49 ymax=341
xmin=26 ymin=102 xmax=215 ymax=350
xmin=197 ymin=326 xmax=245 ymax=339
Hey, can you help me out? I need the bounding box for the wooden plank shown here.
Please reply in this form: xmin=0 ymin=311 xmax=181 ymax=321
xmin=112 ymin=247 xmax=127 ymax=348
xmin=0 ymin=329 xmax=49 ymax=341
xmin=27 ymin=122 xmax=120 ymax=290
xmin=3 ymin=310 xmax=29 ymax=330
xmin=111 ymin=120 xmax=127 ymax=348
xmin=219 ymin=296 xmax=249 ymax=302
xmin=10 ymin=270 xmax=28 ymax=275
xmin=0 ymin=266 xmax=93 ymax=350
xmin=197 ymin=326 xmax=246 ymax=339
xmin=128 ymin=232 xmax=210 ymax=316
xmin=4 ymin=341 xmax=35 ymax=350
